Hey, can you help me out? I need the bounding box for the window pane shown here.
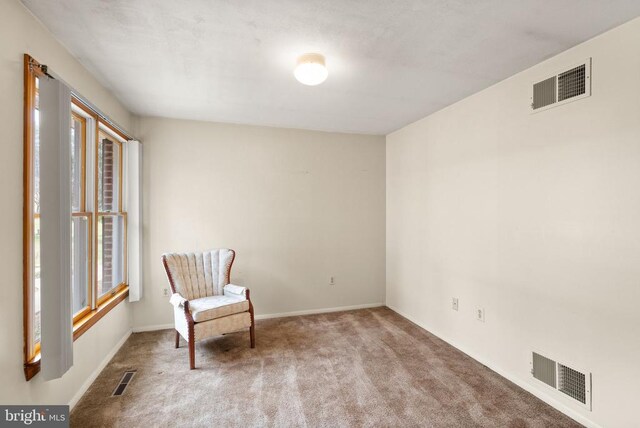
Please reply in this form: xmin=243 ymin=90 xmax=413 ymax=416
xmin=33 ymin=216 xmax=41 ymax=344
xmin=34 ymin=80 xmax=40 ymax=215
xmin=72 ymin=216 xmax=90 ymax=314
xmin=33 ymin=77 xmax=41 ymax=346
xmin=98 ymin=136 xmax=120 ymax=212
xmin=71 ymin=117 xmax=84 ymax=212
xmin=97 ymin=215 xmax=125 ymax=296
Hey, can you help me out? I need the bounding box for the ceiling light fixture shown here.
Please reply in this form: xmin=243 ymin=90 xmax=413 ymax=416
xmin=294 ymin=53 xmax=328 ymax=86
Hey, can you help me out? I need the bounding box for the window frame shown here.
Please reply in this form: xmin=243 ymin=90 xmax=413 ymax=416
xmin=71 ymin=212 xmax=93 ymax=323
xmin=23 ymin=55 xmax=44 ymax=372
xmin=23 ymin=54 xmax=131 ymax=380
xmin=70 ymin=110 xmax=92 ymax=322
xmin=96 ymin=126 xmax=129 ymax=305
xmin=71 ymin=112 xmax=87 ymax=212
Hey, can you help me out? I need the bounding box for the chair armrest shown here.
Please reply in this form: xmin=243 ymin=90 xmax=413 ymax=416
xmin=169 ymin=293 xmax=187 ymax=308
xmin=224 ymin=284 xmax=247 ymax=298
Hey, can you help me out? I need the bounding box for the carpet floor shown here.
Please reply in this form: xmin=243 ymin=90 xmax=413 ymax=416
xmin=71 ymin=307 xmax=581 ymax=427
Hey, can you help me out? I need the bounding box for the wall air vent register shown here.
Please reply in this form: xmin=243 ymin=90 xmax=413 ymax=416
xmin=531 ymin=352 xmax=591 ymax=410
xmin=531 ymin=58 xmax=591 ymax=112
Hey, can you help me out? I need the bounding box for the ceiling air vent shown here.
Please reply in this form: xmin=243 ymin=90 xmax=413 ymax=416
xmin=531 ymin=58 xmax=591 ymax=112
xmin=531 ymin=352 xmax=591 ymax=410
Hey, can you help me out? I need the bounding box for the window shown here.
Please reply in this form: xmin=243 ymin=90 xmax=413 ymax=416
xmin=71 ymin=113 xmax=91 ymax=321
xmin=96 ymin=131 xmax=128 ymax=302
xmin=23 ymin=55 xmax=131 ymax=380
xmin=27 ymin=72 xmax=42 ymax=357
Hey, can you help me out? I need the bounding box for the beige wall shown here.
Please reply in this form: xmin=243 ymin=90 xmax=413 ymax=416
xmin=386 ymin=17 xmax=640 ymax=428
xmin=132 ymin=117 xmax=385 ymax=328
xmin=4 ymin=1 xmax=636 ymax=424
xmin=0 ymin=0 xmax=134 ymax=405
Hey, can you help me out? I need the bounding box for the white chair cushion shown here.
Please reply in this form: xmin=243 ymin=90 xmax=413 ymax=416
xmin=189 ymin=294 xmax=249 ymax=323
xmin=194 ymin=312 xmax=252 ymax=341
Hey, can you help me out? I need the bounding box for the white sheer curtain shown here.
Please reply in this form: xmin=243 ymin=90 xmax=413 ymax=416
xmin=126 ymin=140 xmax=143 ymax=302
xmin=39 ymin=77 xmax=73 ymax=380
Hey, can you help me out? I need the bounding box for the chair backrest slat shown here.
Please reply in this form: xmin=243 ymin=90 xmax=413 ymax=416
xmin=162 ymin=249 xmax=235 ymax=300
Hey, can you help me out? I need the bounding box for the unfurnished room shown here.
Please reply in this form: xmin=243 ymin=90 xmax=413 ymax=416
xmin=1 ymin=1 xmax=640 ymax=427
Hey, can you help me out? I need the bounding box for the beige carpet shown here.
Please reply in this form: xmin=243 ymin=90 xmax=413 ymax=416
xmin=71 ymin=307 xmax=581 ymax=427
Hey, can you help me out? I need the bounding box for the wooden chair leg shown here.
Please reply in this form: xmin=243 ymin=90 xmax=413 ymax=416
xmin=184 ymin=302 xmax=196 ymax=369
xmin=247 ymin=290 xmax=256 ymax=349
xmin=188 ymin=336 xmax=195 ymax=370
xmin=175 ymin=330 xmax=180 ymax=348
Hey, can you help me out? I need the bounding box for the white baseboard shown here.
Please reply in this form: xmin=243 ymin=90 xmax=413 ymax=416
xmin=131 ymin=303 xmax=385 ymax=332
xmin=254 ymin=302 xmax=384 ymax=320
xmin=386 ymin=305 xmax=600 ymax=428
xmin=132 ymin=323 xmax=173 ymax=332
xmin=68 ymin=329 xmax=132 ymax=410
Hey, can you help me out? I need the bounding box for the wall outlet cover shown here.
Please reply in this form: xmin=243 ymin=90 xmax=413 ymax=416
xmin=452 ymin=298 xmax=459 ymax=311
xmin=476 ymin=307 xmax=485 ymax=322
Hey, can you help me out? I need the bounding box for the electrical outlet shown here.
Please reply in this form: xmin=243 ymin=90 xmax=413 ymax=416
xmin=162 ymin=288 xmax=170 ymax=297
xmin=329 ymin=276 xmax=335 ymax=285
xmin=452 ymin=298 xmax=459 ymax=311
xmin=476 ymin=307 xmax=485 ymax=322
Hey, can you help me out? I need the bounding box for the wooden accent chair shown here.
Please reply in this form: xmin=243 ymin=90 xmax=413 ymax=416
xmin=162 ymin=249 xmax=255 ymax=369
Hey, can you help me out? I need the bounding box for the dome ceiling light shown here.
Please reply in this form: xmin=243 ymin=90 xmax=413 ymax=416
xmin=294 ymin=53 xmax=328 ymax=86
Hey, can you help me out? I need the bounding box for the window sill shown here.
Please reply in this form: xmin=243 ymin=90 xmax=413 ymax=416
xmin=24 ymin=286 xmax=129 ymax=381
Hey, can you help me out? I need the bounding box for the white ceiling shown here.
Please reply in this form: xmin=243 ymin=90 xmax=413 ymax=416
xmin=22 ymin=0 xmax=640 ymax=135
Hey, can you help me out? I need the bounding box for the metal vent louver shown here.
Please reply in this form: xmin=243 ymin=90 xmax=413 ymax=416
xmin=557 ymin=65 xmax=586 ymax=102
xmin=531 ymin=352 xmax=591 ymax=410
xmin=531 ymin=59 xmax=591 ymax=112
xmin=558 ymin=363 xmax=587 ymax=404
xmin=112 ymin=370 xmax=136 ymax=396
xmin=532 ymin=77 xmax=556 ymax=110
xmin=532 ymin=352 xmax=556 ymax=388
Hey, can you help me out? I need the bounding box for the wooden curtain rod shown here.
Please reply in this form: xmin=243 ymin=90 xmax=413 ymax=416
xmin=25 ymin=54 xmax=136 ymax=141
xmin=27 ymin=56 xmax=52 ymax=78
